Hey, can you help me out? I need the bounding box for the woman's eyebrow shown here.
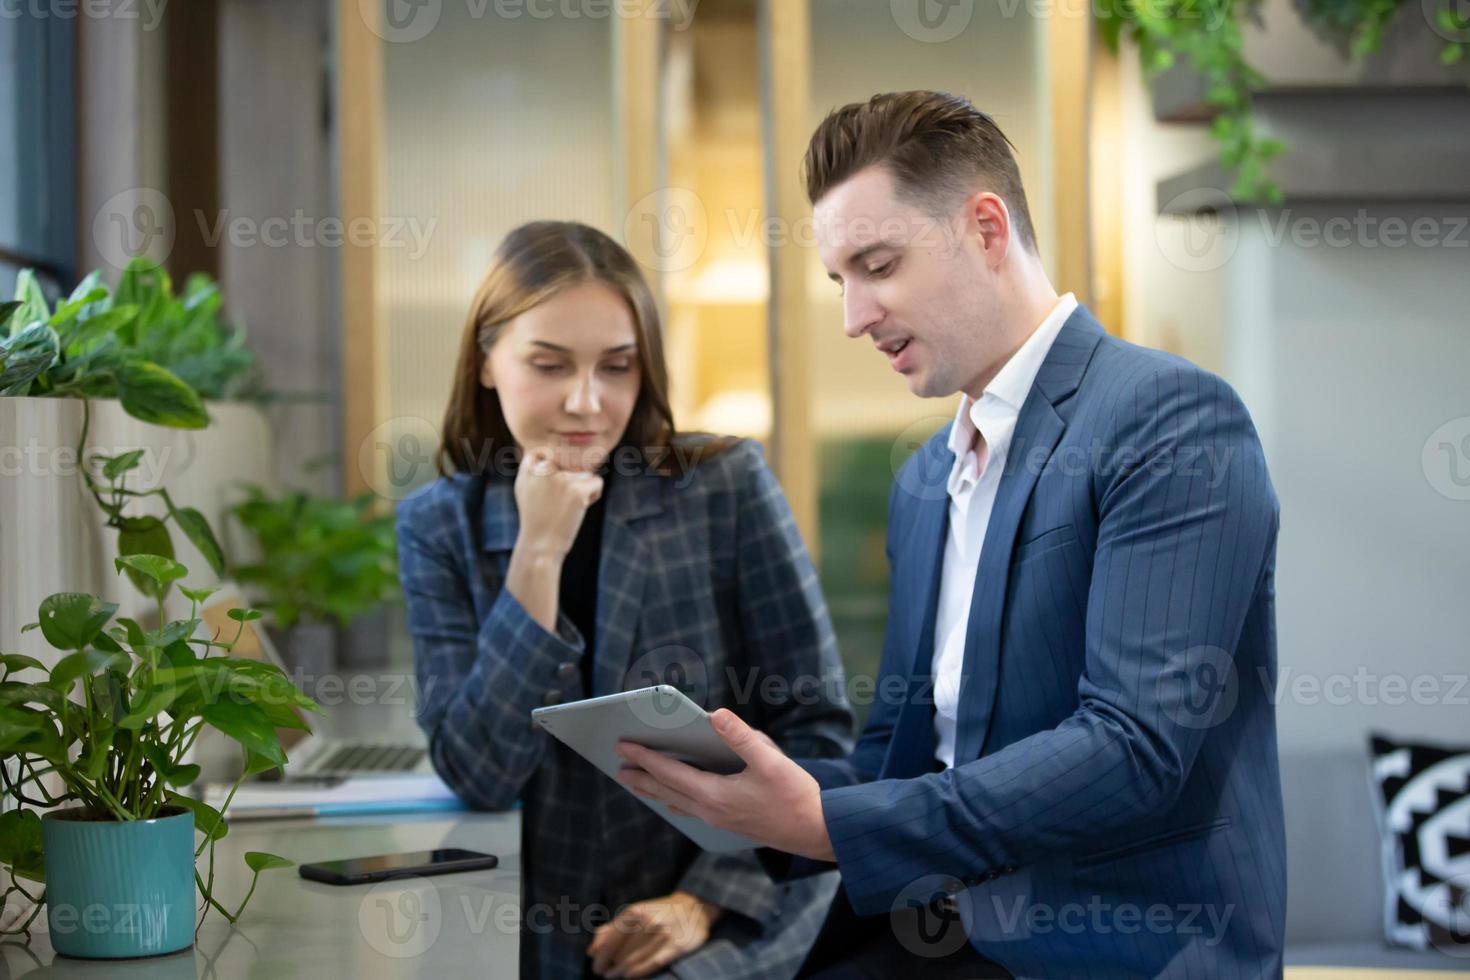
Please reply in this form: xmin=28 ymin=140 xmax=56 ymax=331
xmin=529 ymin=340 xmax=637 ymax=355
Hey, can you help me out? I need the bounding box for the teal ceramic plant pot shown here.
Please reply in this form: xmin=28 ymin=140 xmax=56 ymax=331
xmin=41 ymin=805 xmax=195 ymax=959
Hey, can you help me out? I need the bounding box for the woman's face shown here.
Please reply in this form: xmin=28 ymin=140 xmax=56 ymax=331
xmin=481 ymin=279 xmax=642 ymax=473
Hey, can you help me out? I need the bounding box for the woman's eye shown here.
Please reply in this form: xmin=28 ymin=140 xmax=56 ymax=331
xmin=531 ymin=362 xmax=565 ymax=375
xmin=603 ymin=361 xmax=634 ymax=374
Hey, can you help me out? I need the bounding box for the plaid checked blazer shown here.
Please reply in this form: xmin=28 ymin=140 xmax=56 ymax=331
xmin=397 ymin=438 xmax=854 ymax=979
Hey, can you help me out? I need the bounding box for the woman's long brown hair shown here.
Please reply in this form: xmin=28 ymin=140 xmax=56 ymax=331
xmin=438 ymin=220 xmax=728 ymax=479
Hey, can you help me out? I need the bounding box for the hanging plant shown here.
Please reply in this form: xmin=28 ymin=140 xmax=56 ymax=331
xmin=1098 ymin=0 xmax=1469 ymax=204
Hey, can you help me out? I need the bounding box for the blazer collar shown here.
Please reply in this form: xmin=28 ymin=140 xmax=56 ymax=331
xmin=479 ymin=464 xmax=667 ymax=553
xmin=1030 ymin=303 xmax=1106 ymax=409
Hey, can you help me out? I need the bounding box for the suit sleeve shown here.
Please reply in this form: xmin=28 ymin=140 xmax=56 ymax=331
xmin=819 ymin=366 xmax=1280 ymax=915
xmin=677 ymin=442 xmax=855 ymax=923
xmin=398 ymin=509 xmax=588 ymax=811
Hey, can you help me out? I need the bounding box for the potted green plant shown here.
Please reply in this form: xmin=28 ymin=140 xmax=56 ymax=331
xmin=1 ymin=259 xmax=268 ymax=644
xmin=0 ymin=555 xmax=320 ymax=958
xmin=0 ymin=258 xmax=258 ymax=414
xmin=227 ymin=485 xmax=400 ymax=672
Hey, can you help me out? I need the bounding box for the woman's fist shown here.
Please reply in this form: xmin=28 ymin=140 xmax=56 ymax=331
xmin=513 ymin=447 xmax=604 ymax=558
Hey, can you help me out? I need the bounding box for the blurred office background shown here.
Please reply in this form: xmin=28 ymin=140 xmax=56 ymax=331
xmin=3 ymin=0 xmax=1470 ymax=968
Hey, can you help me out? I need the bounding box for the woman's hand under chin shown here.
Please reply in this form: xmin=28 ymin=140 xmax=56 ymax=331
xmin=503 ymin=446 xmax=604 ymax=632
xmin=586 ymin=891 xmax=723 ymax=979
xmin=512 ymin=445 xmax=605 ymax=559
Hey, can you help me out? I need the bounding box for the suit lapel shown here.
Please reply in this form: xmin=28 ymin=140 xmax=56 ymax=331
xmin=881 ymin=436 xmax=953 ymax=778
xmin=952 ymin=309 xmax=1106 ymax=764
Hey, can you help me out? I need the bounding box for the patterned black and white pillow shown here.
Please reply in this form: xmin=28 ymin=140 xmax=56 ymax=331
xmin=1368 ymin=734 xmax=1470 ymax=956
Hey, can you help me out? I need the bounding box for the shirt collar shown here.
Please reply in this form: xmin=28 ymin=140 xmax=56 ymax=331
xmin=982 ymin=292 xmax=1078 ymax=412
xmin=945 ymin=292 xmax=1078 ymax=465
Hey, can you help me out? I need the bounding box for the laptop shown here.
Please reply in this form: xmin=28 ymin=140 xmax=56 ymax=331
xmin=197 ymin=592 xmax=434 ymax=779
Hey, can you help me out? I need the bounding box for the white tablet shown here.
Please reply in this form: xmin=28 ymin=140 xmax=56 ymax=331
xmin=531 ymin=685 xmax=760 ymax=854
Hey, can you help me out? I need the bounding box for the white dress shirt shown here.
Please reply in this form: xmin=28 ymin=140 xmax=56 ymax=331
xmin=932 ymin=292 xmax=1078 ymax=768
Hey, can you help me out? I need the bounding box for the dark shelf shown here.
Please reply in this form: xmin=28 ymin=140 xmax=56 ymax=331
xmin=1156 ymin=145 xmax=1470 ymax=213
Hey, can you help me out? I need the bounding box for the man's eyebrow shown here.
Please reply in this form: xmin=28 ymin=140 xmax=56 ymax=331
xmin=530 ymin=340 xmax=638 ymax=355
xmin=827 ymin=243 xmax=896 ymax=283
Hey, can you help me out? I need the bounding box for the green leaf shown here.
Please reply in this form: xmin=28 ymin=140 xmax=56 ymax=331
xmin=180 ymin=585 xmax=219 ymax=605
xmin=0 ymin=809 xmax=44 ymax=877
xmin=162 ymin=638 xmax=199 ymax=669
xmin=0 ymin=705 xmax=47 ymax=751
xmin=1257 ymin=137 xmax=1287 ymax=160
xmin=116 ymin=359 xmax=209 ymax=429
xmin=199 ymin=697 xmax=287 ymax=766
xmin=116 ymin=520 xmax=177 ymax=599
xmin=149 ymin=617 xmax=200 ymax=648
xmin=61 ymin=304 xmax=137 ymax=355
xmin=114 ymin=552 xmax=187 ymax=593
xmin=166 ymin=763 xmax=201 ymax=787
xmin=100 ymin=448 xmax=148 ymax=481
xmin=81 ymin=731 xmax=114 ymax=780
xmin=49 ymin=648 xmax=128 ymax=694
xmin=0 ymin=681 xmax=65 ymax=712
xmin=165 ymin=791 xmax=228 ymax=842
xmin=10 ymin=269 xmax=50 ymax=338
xmin=0 ymin=653 xmax=47 ymax=675
xmin=171 ymin=505 xmax=227 ymax=578
xmin=141 ymin=740 xmax=175 ymax=782
xmin=0 ymin=321 xmax=60 ymax=394
xmin=115 ymin=616 xmax=149 ymax=650
xmin=0 ymin=300 xmax=20 ymax=335
xmin=92 ymin=629 xmax=125 ymax=654
xmin=1442 ymin=43 xmax=1464 ymax=65
xmin=244 ymin=851 xmax=294 ymax=872
xmin=227 ymin=608 xmax=263 ymax=623
xmin=38 ymin=593 xmax=118 ymax=651
xmin=243 ymin=750 xmax=284 ymax=776
xmin=118 ymin=681 xmax=177 ymax=728
xmin=48 ymin=286 xmax=109 ymax=327
xmin=67 ymin=270 xmax=103 ymax=304
xmin=89 ymin=671 xmax=126 ymax=725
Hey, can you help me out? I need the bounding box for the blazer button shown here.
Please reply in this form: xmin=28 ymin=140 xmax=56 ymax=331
xmin=556 ymin=662 xmax=578 ymax=681
xmin=542 ymin=690 xmax=563 ymax=706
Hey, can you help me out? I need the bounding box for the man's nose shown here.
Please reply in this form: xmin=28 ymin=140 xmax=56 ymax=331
xmin=843 ymin=284 xmax=883 ymax=339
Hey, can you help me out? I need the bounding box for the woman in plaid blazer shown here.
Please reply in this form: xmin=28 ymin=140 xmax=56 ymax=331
xmin=396 ymin=221 xmax=855 ymax=979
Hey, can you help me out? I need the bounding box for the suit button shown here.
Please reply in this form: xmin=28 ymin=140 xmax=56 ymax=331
xmin=1002 ymin=864 xmax=1017 ymax=875
xmin=556 ymin=662 xmax=578 ymax=681
xmin=542 ymin=690 xmax=563 ymax=706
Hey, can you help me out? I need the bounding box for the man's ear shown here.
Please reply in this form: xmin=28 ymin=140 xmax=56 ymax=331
xmin=968 ymin=191 xmax=1011 ymax=260
xmin=479 ymin=355 xmax=495 ymax=389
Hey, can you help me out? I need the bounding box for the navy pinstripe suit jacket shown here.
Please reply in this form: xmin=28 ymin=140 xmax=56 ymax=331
xmin=791 ymin=305 xmax=1287 ymax=979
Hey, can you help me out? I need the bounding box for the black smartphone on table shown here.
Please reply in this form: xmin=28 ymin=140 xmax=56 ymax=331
xmin=299 ymin=848 xmax=499 ymax=885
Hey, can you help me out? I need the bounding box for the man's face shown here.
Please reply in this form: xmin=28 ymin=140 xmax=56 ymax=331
xmin=814 ymin=166 xmax=1003 ymax=399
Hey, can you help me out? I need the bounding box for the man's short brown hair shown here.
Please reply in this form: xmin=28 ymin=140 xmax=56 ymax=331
xmin=803 ymin=90 xmax=1037 ymax=254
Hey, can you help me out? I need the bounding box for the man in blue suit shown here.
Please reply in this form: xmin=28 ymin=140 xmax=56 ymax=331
xmin=618 ymin=90 xmax=1286 ymax=979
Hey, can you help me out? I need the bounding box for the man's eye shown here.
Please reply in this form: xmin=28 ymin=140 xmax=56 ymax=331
xmin=868 ymin=260 xmax=895 ymax=278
